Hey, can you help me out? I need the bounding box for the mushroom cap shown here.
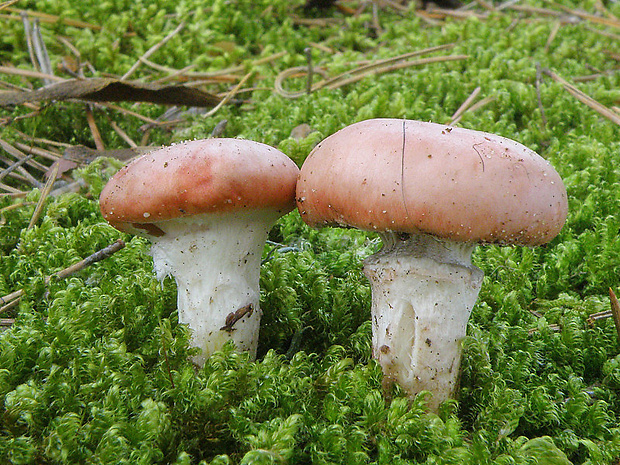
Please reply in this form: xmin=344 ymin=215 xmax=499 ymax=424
xmin=100 ymin=138 xmax=299 ymax=235
xmin=296 ymin=119 xmax=568 ymax=245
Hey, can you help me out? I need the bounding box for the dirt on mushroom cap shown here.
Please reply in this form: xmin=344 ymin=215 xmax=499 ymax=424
xmin=100 ymin=138 xmax=300 ymax=232
xmin=296 ymin=118 xmax=568 ymax=246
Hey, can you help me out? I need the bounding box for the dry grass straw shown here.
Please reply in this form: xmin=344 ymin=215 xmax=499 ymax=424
xmin=275 ymin=44 xmax=466 ymax=99
xmin=0 ymin=138 xmax=44 ymax=185
xmin=447 ymin=86 xmax=497 ymax=126
xmin=0 ymin=65 xmax=65 ymax=82
xmin=1 ymin=6 xmax=103 ymax=31
xmin=122 ymin=22 xmax=185 ymax=81
xmin=586 ymin=288 xmax=620 ymax=339
xmin=543 ymin=0 xmax=620 ymax=28
xmin=205 ymin=71 xmax=255 ymax=118
xmin=0 ymin=239 xmax=126 ymax=316
xmin=450 ymin=87 xmax=481 ymax=124
xmin=543 ymin=69 xmax=620 ymax=126
xmin=26 ymin=160 xmax=58 ymax=229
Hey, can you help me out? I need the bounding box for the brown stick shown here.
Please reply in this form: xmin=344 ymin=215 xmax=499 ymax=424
xmin=449 ymin=86 xmax=481 ymax=125
xmin=275 ymin=45 xmax=459 ymax=99
xmin=0 ymin=182 xmax=24 ymax=194
xmin=121 ymin=22 xmax=185 ymax=81
xmin=0 ymin=0 xmax=20 ymax=11
xmin=543 ymin=69 xmax=620 ymax=126
xmin=325 ymin=55 xmax=468 ymax=90
xmin=1 ymin=144 xmax=49 ymax=174
xmin=85 ymin=104 xmax=105 ymax=151
xmin=609 ymin=288 xmax=620 ymax=339
xmin=3 ymin=7 xmax=103 ymax=31
xmin=0 ymin=138 xmax=43 ymax=184
xmin=0 ymin=201 xmax=34 ymax=216
xmin=505 ymin=4 xmax=564 ymax=17
xmin=585 ymin=289 xmax=620 ymax=339
xmin=544 ymin=21 xmax=561 ymax=53
xmin=13 ymin=142 xmax=61 ymax=163
xmin=9 ymin=130 xmax=73 ymax=149
xmin=0 ymin=154 xmax=33 ymax=183
xmin=204 ymin=71 xmax=254 ymax=118
xmin=544 ymin=0 xmax=620 ymax=28
xmin=109 ymin=120 xmax=138 ymax=148
xmin=449 ymin=95 xmax=495 ymax=125
xmin=0 ymin=64 xmax=66 ymax=82
xmin=0 ymin=239 xmax=126 ymax=314
xmin=25 ymin=162 xmax=57 ymax=230
xmin=535 ymin=63 xmax=548 ymax=130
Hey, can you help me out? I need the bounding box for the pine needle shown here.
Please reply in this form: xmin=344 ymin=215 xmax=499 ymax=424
xmin=275 ymin=45 xmax=465 ymax=99
xmin=0 ymin=239 xmax=126 ymax=314
xmin=26 ymin=160 xmax=58 ymax=230
xmin=543 ymin=69 xmax=620 ymax=126
xmin=449 ymin=86 xmax=481 ymax=125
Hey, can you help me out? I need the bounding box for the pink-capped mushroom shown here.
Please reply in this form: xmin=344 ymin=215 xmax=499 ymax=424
xmin=100 ymin=138 xmax=299 ymax=366
xmin=296 ymin=118 xmax=568 ymax=410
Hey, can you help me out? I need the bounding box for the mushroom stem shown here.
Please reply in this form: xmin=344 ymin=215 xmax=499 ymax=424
xmin=148 ymin=209 xmax=281 ymax=366
xmin=363 ymin=232 xmax=483 ymax=411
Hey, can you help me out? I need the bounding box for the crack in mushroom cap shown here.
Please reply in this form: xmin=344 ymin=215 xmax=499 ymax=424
xmin=296 ymin=119 xmax=568 ymax=246
xmin=100 ymin=138 xmax=300 ymax=235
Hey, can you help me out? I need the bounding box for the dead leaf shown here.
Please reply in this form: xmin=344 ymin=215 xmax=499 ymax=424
xmin=211 ymin=41 xmax=238 ymax=54
xmin=290 ymin=123 xmax=315 ymax=139
xmin=0 ymin=78 xmax=222 ymax=107
xmin=64 ymin=145 xmax=154 ymax=163
xmin=45 ymin=158 xmax=77 ymax=178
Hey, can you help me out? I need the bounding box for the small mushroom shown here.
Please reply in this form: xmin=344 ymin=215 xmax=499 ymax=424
xmin=296 ymin=118 xmax=568 ymax=410
xmin=100 ymin=138 xmax=299 ymax=366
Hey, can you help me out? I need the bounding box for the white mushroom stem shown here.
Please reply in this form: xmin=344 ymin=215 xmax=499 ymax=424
xmin=148 ymin=209 xmax=281 ymax=366
xmin=363 ymin=232 xmax=484 ymax=411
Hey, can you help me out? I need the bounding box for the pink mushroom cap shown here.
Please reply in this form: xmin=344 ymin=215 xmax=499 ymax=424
xmin=296 ymin=118 xmax=568 ymax=246
xmin=100 ymin=138 xmax=300 ymax=236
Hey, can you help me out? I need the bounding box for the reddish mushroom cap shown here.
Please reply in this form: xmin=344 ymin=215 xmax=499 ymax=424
xmin=100 ymin=138 xmax=299 ymax=235
xmin=296 ymin=119 xmax=568 ymax=245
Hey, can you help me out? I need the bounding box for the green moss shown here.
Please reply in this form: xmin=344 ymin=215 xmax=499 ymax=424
xmin=1 ymin=0 xmax=620 ymax=463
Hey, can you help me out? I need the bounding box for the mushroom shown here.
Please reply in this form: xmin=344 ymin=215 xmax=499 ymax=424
xmin=100 ymin=138 xmax=299 ymax=366
xmin=296 ymin=118 xmax=568 ymax=410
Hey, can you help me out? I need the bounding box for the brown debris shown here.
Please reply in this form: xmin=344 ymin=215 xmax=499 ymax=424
xmin=0 ymin=239 xmax=126 ymax=316
xmin=543 ymin=69 xmax=620 ymax=126
xmin=609 ymin=288 xmax=620 ymax=339
xmin=0 ymin=77 xmax=222 ymax=108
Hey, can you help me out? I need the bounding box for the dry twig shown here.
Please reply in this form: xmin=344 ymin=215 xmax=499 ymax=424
xmin=26 ymin=160 xmax=58 ymax=229
xmin=0 ymin=239 xmax=126 ymax=315
xmin=0 ymin=0 xmax=20 ymax=11
xmin=535 ymin=63 xmax=548 ymax=130
xmin=449 ymin=86 xmax=481 ymax=125
xmin=545 ymin=21 xmax=562 ymax=52
xmin=0 ymin=65 xmax=65 ymax=82
xmin=2 ymin=7 xmax=102 ymax=31
xmin=122 ymin=22 xmax=185 ymax=81
xmin=0 ymin=138 xmax=43 ymax=185
xmin=13 ymin=142 xmax=62 ymax=163
xmin=85 ymin=104 xmax=105 ymax=151
xmin=609 ymin=288 xmax=620 ymax=339
xmin=543 ymin=69 xmax=620 ymax=126
xmin=204 ymin=71 xmax=254 ymax=118
xmin=0 ymin=182 xmax=23 ymax=194
xmin=0 ymin=154 xmax=33 ymax=184
xmin=275 ymin=44 xmax=464 ymax=99
xmin=544 ymin=0 xmax=620 ymax=28
xmin=586 ymin=288 xmax=620 ymax=339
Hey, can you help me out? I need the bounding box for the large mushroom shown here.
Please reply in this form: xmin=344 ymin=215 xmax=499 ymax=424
xmin=100 ymin=138 xmax=299 ymax=366
xmin=296 ymin=118 xmax=568 ymax=410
